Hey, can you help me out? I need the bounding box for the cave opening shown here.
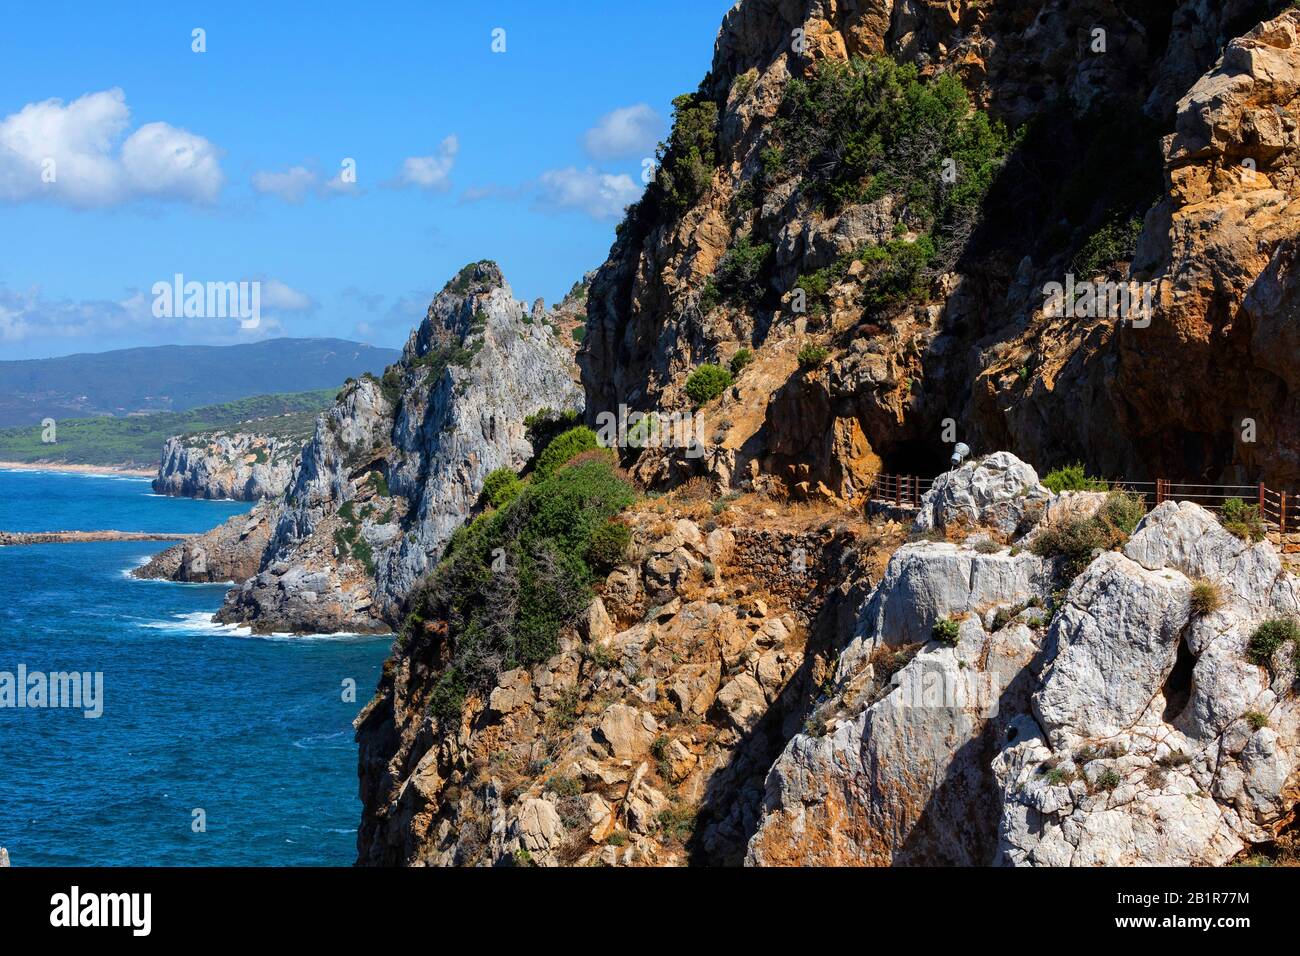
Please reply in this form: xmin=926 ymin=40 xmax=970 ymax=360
xmin=879 ymin=438 xmax=952 ymax=481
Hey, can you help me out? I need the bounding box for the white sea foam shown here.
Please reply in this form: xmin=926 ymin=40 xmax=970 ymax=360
xmin=140 ymin=612 xmax=253 ymax=637
xmin=138 ymin=612 xmax=390 ymax=642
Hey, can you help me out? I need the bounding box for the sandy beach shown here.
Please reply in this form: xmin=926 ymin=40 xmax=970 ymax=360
xmin=0 ymin=460 xmax=154 ymax=478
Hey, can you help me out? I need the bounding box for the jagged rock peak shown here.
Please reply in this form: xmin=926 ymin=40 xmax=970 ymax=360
xmin=403 ymin=260 xmax=546 ymax=365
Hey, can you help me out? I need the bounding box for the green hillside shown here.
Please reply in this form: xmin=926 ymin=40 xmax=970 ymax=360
xmin=0 ymin=338 xmax=398 ymax=427
xmin=0 ymin=389 xmax=335 ymax=469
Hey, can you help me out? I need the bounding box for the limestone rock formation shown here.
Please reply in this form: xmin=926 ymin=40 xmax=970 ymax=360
xmin=132 ymin=503 xmax=275 ymax=584
xmin=912 ymin=451 xmax=1049 ymax=538
xmin=153 ymin=432 xmax=301 ymax=501
xmin=215 ymin=262 xmax=583 ymax=634
xmin=748 ymin=453 xmax=1300 ymax=866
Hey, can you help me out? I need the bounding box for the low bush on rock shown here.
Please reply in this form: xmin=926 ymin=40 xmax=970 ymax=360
xmin=1032 ymin=490 xmax=1147 ymax=579
xmin=585 ymin=520 xmax=631 ymax=571
xmin=932 ymin=616 xmax=961 ymax=646
xmin=700 ymin=234 xmax=772 ymax=310
xmin=1247 ymin=617 xmax=1300 ymax=671
xmin=404 ymin=458 xmax=637 ymax=721
xmin=797 ymin=344 xmax=830 ymax=368
xmin=729 ymin=348 xmax=754 ymax=376
xmin=1220 ymin=497 xmax=1266 ymax=542
xmin=534 ymin=426 xmax=600 ymax=481
xmin=1041 ymin=462 xmax=1108 ymax=493
xmin=482 ymin=467 xmax=523 ymax=509
xmin=1189 ymin=579 xmax=1223 ymax=616
xmin=685 ymin=364 xmax=733 ymax=406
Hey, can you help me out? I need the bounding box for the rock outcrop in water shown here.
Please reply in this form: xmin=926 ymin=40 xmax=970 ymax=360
xmin=214 ymin=262 xmax=583 ymax=634
xmin=153 ymin=432 xmax=302 ymax=501
xmin=132 ymin=504 xmax=275 ymax=584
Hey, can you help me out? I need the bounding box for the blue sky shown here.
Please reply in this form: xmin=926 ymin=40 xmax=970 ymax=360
xmin=0 ymin=1 xmax=734 ymax=359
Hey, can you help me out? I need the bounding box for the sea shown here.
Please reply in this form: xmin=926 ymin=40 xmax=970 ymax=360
xmin=0 ymin=468 xmax=392 ymax=865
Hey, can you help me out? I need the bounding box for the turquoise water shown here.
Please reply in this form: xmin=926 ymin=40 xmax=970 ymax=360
xmin=0 ymin=469 xmax=392 ymax=866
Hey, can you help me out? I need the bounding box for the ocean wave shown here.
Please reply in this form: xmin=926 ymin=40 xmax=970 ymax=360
xmin=292 ymin=730 xmax=349 ymax=748
xmin=139 ymin=612 xmax=253 ymax=637
xmin=138 ymin=611 xmax=390 ymax=642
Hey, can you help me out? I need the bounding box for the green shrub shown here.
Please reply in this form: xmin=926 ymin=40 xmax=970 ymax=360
xmin=1041 ymin=463 xmax=1108 ymax=493
xmin=544 ymin=774 xmax=582 ymax=798
xmin=701 ymin=235 xmax=772 ymax=309
xmin=1095 ymin=768 xmax=1122 ymax=792
xmin=585 ymin=520 xmax=631 ymax=570
xmin=1220 ymin=497 xmax=1266 ymax=542
xmin=379 ymin=365 xmax=405 ymax=407
xmin=767 ymin=55 xmax=1013 ymax=237
xmin=795 ymin=236 xmax=936 ymax=317
xmin=656 ymin=92 xmax=718 ymax=214
xmin=1073 ymin=215 xmax=1144 ymax=277
xmin=406 ymin=459 xmax=636 ymax=722
xmin=1044 ymin=767 xmax=1075 ymax=786
xmin=1032 ymin=490 xmax=1147 ymax=578
xmin=797 ymin=344 xmax=829 ymax=368
xmin=729 ymin=348 xmax=754 ymax=376
xmin=482 ymin=467 xmax=523 ymax=509
xmin=1101 ymin=489 xmax=1148 ymax=536
xmin=657 ymin=804 xmax=697 ymax=842
xmin=1247 ymin=618 xmax=1300 ymax=668
xmin=1244 ymin=711 xmax=1270 ymax=731
xmin=534 ymin=426 xmax=600 ymax=481
xmin=523 ymin=407 xmax=579 ymax=446
xmin=684 ymin=364 xmax=733 ymax=406
xmin=369 ymin=470 xmax=390 ymax=497
xmin=932 ymin=617 xmax=961 ymax=646
xmin=858 ymin=236 xmax=937 ymax=310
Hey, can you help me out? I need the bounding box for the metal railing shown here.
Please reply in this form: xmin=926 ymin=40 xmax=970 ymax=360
xmin=866 ymin=473 xmax=1298 ymax=544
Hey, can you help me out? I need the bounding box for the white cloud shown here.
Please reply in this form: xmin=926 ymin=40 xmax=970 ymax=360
xmin=251 ymin=164 xmax=359 ymax=202
xmin=0 ymin=275 xmax=313 ymax=351
xmin=251 ymin=165 xmax=317 ymax=203
xmin=535 ymin=166 xmax=641 ymax=220
xmin=0 ymin=88 xmax=224 ymax=207
xmin=260 ymin=278 xmax=315 ymax=312
xmin=582 ymin=104 xmax=663 ymax=160
xmin=392 ymin=135 xmax=459 ymax=191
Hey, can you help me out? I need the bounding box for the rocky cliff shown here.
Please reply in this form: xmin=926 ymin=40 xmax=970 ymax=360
xmin=214 ymin=262 xmax=583 ymax=634
xmin=355 ymin=452 xmax=1299 ymax=867
xmin=581 ymin=0 xmax=1299 ymax=492
xmin=349 ymin=0 xmax=1300 ymax=866
xmin=355 ymin=481 xmax=901 ymax=865
xmin=153 ymin=431 xmax=302 ymax=501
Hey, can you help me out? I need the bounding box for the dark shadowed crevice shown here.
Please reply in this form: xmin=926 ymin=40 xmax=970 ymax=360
xmin=1162 ymin=633 xmax=1196 ymax=723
